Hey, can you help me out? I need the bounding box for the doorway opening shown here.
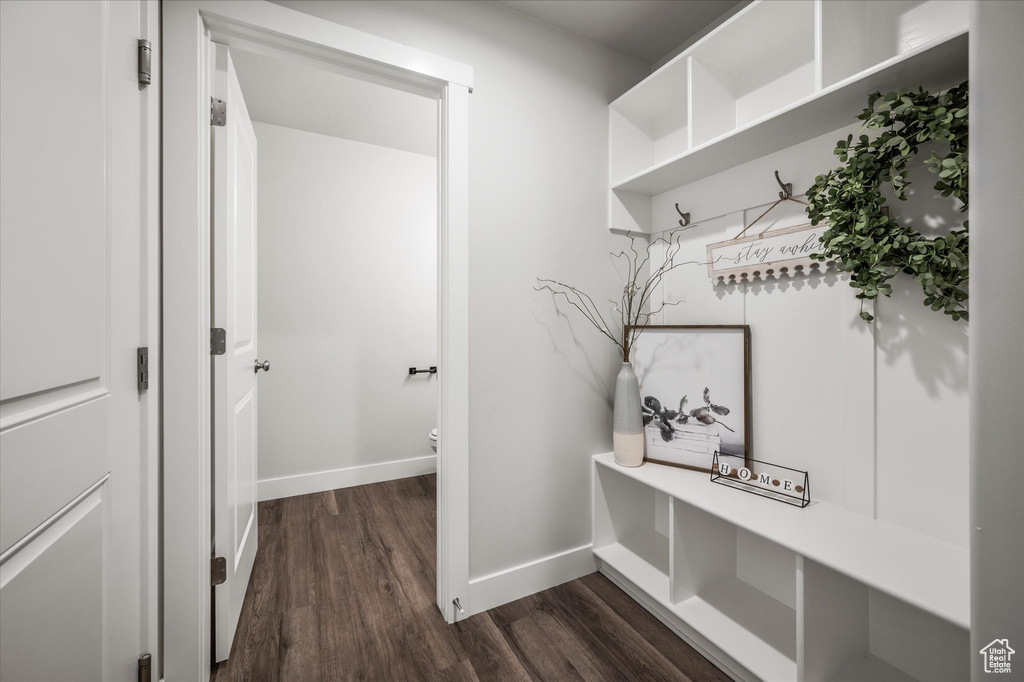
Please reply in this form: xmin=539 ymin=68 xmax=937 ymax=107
xmin=210 ymin=42 xmax=442 ymax=668
xmin=231 ymin=47 xmax=440 ymax=506
xmin=162 ymin=3 xmax=472 ymax=676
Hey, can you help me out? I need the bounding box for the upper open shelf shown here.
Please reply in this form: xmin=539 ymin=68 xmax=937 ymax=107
xmin=689 ymin=0 xmax=816 ymax=149
xmin=609 ymin=0 xmax=969 ymax=199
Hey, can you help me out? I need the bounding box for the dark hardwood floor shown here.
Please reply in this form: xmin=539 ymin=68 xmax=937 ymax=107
xmin=212 ymin=474 xmax=729 ymax=682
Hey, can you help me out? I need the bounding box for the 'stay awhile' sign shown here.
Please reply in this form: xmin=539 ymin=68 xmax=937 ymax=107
xmin=706 ymin=223 xmax=834 ymax=283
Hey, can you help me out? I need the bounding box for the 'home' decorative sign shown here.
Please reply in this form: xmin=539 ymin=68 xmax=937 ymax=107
xmin=706 ymin=223 xmax=834 ymax=283
xmin=711 ymin=452 xmax=810 ymax=508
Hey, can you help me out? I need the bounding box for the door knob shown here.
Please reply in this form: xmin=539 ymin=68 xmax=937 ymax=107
xmin=254 ymin=359 xmax=270 ymax=373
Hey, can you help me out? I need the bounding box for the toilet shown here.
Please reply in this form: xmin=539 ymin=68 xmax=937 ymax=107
xmin=428 ymin=428 xmax=438 ymax=452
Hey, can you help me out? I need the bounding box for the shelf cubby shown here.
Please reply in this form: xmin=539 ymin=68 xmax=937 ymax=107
xmin=820 ymin=0 xmax=970 ymax=88
xmin=673 ymin=502 xmax=798 ymax=681
xmin=800 ymin=559 xmax=969 ymax=682
xmin=689 ymin=0 xmax=816 ymax=148
xmin=593 ymin=462 xmax=671 ymax=603
xmin=609 ymin=58 xmax=688 ymax=184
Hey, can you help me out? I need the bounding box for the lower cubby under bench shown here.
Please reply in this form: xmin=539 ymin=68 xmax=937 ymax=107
xmin=591 ymin=452 xmax=969 ymax=682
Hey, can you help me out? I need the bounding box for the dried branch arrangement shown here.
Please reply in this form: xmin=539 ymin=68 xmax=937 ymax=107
xmin=536 ymin=230 xmax=698 ymax=362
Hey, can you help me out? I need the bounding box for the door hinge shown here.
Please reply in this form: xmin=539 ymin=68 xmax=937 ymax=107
xmin=211 ymin=556 xmax=227 ymax=586
xmin=211 ymin=328 xmax=226 ymax=356
xmin=137 ymin=39 xmax=152 ymax=87
xmin=137 ymin=347 xmax=149 ymax=392
xmin=137 ymin=653 xmax=151 ymax=682
xmin=211 ymin=97 xmax=226 ymax=126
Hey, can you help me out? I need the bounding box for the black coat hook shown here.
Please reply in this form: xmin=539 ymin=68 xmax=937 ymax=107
xmin=775 ymin=170 xmax=793 ymax=200
xmin=674 ymin=203 xmax=690 ymax=227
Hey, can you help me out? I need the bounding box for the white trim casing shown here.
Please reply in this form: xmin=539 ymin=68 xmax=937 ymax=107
xmin=162 ymin=2 xmax=472 ymax=678
xmin=257 ymin=456 xmax=437 ymax=502
xmin=436 ymin=81 xmax=471 ymax=624
xmin=194 ymin=0 xmax=472 ymax=90
xmin=163 ymin=4 xmax=214 ymax=679
xmin=139 ymin=0 xmax=162 ymax=675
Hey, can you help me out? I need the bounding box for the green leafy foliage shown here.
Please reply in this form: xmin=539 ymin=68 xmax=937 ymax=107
xmin=806 ymin=82 xmax=969 ymax=322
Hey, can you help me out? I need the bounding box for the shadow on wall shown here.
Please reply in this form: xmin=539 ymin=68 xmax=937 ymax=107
xmin=531 ymin=294 xmax=615 ymax=404
xmin=740 ymin=262 xmax=967 ymax=399
xmin=874 ymin=150 xmax=969 ymax=398
xmin=714 ymin=279 xmax=745 ymax=302
xmin=876 ymin=274 xmax=968 ymax=398
xmin=742 ymin=267 xmax=843 ymax=298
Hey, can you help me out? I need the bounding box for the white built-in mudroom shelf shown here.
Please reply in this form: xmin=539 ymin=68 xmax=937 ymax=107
xmin=592 ymin=453 xmax=969 ymax=682
xmin=599 ymin=2 xmax=972 ymax=679
xmin=609 ymin=0 xmax=969 ymax=231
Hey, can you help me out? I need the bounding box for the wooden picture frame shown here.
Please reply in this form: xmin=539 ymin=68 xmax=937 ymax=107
xmin=629 ymin=325 xmax=751 ymax=473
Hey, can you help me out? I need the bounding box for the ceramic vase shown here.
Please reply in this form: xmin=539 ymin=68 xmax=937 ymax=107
xmin=613 ymin=361 xmax=644 ymax=467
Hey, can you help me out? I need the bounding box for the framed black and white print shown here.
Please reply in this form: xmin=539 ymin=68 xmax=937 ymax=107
xmin=630 ymin=325 xmax=751 ymax=473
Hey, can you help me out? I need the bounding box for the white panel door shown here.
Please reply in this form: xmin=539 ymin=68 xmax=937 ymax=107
xmin=212 ymin=43 xmax=260 ymax=661
xmin=0 ymin=1 xmax=150 ymax=680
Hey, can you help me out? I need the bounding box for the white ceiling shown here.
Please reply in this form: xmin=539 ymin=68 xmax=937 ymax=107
xmin=495 ymin=0 xmax=743 ymax=65
xmin=231 ymin=49 xmax=438 ymax=158
xmin=230 ymin=2 xmax=741 ymax=152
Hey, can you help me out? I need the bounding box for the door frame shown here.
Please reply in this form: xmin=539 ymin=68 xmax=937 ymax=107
xmin=162 ymin=2 xmax=472 ymax=678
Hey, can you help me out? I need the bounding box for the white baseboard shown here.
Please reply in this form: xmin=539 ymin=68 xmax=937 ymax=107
xmin=466 ymin=543 xmax=597 ymax=616
xmin=257 ymin=455 xmax=436 ymax=501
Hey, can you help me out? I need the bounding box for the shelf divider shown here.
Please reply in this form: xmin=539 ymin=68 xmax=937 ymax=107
xmin=799 ymin=557 xmax=869 ymax=681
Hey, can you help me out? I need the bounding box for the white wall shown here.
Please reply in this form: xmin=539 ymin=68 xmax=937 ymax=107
xmin=273 ymin=1 xmax=650 ymax=590
xmin=254 ymin=122 xmax=438 ymax=500
xmin=649 ymin=129 xmax=970 ymax=550
xmin=969 ymin=2 xmax=1024 ymax=677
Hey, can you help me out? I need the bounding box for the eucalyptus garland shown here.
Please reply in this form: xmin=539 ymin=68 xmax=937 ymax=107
xmin=806 ymin=82 xmax=969 ymax=322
